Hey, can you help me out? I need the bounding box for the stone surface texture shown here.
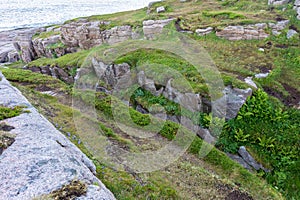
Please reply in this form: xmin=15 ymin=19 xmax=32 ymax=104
xmin=216 ymin=21 xmax=290 ymax=40
xmin=0 ymin=71 xmax=115 ymax=200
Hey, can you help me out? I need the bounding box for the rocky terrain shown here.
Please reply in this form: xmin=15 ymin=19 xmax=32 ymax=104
xmin=0 ymin=72 xmax=115 ymax=199
xmin=0 ymin=0 xmax=299 ymax=199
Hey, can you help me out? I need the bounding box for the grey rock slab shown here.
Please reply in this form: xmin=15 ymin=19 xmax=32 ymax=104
xmin=227 ymin=153 xmax=252 ymax=171
xmin=238 ymin=146 xmax=262 ymax=170
xmin=287 ymin=29 xmax=298 ymax=39
xmin=0 ymin=71 xmax=115 ymax=200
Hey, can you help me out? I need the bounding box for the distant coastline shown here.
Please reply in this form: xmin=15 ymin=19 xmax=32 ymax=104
xmin=0 ymin=0 xmax=154 ymax=32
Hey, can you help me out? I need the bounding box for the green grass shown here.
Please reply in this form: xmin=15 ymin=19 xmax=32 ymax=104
xmin=0 ymin=106 xmax=24 ymax=120
xmin=217 ymin=89 xmax=300 ymax=198
xmin=1 ymin=68 xmax=69 ymax=92
xmin=33 ymin=30 xmax=60 ymax=40
xmin=28 ymin=49 xmax=92 ymax=70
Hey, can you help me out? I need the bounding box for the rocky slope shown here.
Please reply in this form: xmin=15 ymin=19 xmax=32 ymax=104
xmin=0 ymin=0 xmax=299 ymax=199
xmin=0 ymin=72 xmax=115 ymax=199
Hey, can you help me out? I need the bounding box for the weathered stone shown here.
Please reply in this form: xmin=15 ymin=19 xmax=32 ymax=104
xmin=216 ymin=21 xmax=290 ymax=40
xmin=61 ymin=21 xmax=133 ymax=49
xmin=136 ymin=104 xmax=149 ymax=114
xmin=32 ymin=34 xmax=67 ymax=58
xmin=195 ymin=27 xmax=213 ymax=36
xmin=255 ymin=72 xmax=269 ymax=78
xmin=212 ymin=86 xmax=252 ymax=119
xmin=137 ymin=71 xmax=160 ymax=96
xmin=0 ymin=72 xmax=115 ymax=200
xmin=92 ymin=59 xmax=131 ymax=88
xmin=244 ymin=77 xmax=257 ymax=89
xmin=269 ymin=20 xmax=289 ymax=32
xmin=268 ymin=0 xmax=290 ymax=5
xmin=287 ymin=29 xmax=298 ymax=38
xmin=227 ymin=153 xmax=252 ymax=171
xmin=157 ymin=6 xmax=166 ymax=13
xmin=143 ymin=19 xmax=174 ymax=39
xmin=238 ymin=146 xmax=262 ymax=171
xmin=15 ymin=40 xmax=37 ymax=63
xmin=216 ymin=24 xmax=269 ymax=40
xmin=7 ymin=51 xmax=20 ymax=63
xmin=0 ymin=51 xmax=9 ymax=63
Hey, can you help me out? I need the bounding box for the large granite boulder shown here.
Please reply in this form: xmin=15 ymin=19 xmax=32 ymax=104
xmin=0 ymin=71 xmax=115 ymax=200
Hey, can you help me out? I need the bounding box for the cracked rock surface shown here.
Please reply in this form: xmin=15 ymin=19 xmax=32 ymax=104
xmin=0 ymin=71 xmax=115 ymax=200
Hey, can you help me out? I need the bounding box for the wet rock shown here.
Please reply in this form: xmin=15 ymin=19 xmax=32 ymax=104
xmin=143 ymin=19 xmax=174 ymax=39
xmin=195 ymin=27 xmax=213 ymax=36
xmin=0 ymin=71 xmax=115 ymax=200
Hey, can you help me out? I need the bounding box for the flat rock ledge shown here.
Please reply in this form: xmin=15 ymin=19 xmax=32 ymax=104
xmin=0 ymin=71 xmax=115 ymax=200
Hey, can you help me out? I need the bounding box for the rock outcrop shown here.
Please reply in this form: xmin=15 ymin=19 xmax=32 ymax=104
xmin=143 ymin=19 xmax=174 ymax=39
xmin=0 ymin=71 xmax=115 ymax=200
xmin=0 ymin=28 xmax=39 ymax=63
xmin=24 ymin=65 xmax=74 ymax=84
xmin=216 ymin=20 xmax=289 ymax=40
xmin=60 ymin=19 xmax=134 ymax=49
xmin=32 ymin=33 xmax=75 ymax=59
xmin=212 ymin=86 xmax=252 ymax=120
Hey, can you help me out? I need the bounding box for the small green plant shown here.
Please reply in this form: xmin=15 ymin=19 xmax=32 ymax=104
xmin=234 ymin=128 xmax=250 ymax=142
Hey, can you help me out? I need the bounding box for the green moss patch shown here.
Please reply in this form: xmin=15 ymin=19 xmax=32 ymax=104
xmin=0 ymin=105 xmax=24 ymax=120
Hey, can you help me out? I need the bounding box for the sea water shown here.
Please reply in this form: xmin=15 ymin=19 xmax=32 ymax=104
xmin=0 ymin=0 xmax=154 ymax=32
